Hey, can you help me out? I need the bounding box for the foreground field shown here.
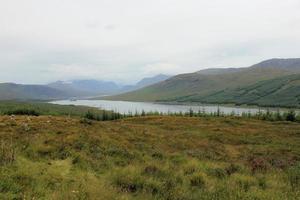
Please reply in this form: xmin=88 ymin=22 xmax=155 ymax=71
xmin=1 ymin=115 xmax=300 ymax=199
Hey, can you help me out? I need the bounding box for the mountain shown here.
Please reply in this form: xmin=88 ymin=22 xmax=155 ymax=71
xmin=0 ymin=83 xmax=71 ymax=100
xmin=196 ymin=68 xmax=242 ymax=75
xmin=135 ymin=74 xmax=170 ymax=88
xmin=251 ymin=58 xmax=300 ymax=71
xmin=105 ymin=58 xmax=300 ymax=107
xmin=0 ymin=80 xmax=119 ymax=101
xmin=0 ymin=74 xmax=170 ymax=101
xmin=48 ymin=80 xmax=120 ymax=95
xmin=48 ymin=75 xmax=170 ymax=96
xmin=71 ymin=80 xmax=120 ymax=94
xmin=47 ymin=81 xmax=95 ymax=97
xmin=120 ymin=74 xmax=170 ymax=92
xmin=178 ymin=74 xmax=300 ymax=108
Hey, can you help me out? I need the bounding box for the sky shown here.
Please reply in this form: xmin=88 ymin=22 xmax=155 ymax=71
xmin=0 ymin=0 xmax=300 ymax=84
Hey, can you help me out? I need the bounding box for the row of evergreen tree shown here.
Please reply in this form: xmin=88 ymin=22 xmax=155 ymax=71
xmin=83 ymin=108 xmax=300 ymax=122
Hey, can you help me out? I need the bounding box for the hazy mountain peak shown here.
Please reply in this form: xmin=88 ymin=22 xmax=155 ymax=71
xmin=250 ymin=58 xmax=300 ymax=71
xmin=196 ymin=68 xmax=242 ymax=75
xmin=136 ymin=74 xmax=170 ymax=88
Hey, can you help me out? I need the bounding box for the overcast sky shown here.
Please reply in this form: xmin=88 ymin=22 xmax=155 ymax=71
xmin=0 ymin=0 xmax=300 ymax=84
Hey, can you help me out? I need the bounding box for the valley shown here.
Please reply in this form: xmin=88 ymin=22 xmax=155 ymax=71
xmin=1 ymin=1 xmax=300 ymax=199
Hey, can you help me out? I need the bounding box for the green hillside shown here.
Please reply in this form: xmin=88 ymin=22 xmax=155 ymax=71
xmin=105 ymin=68 xmax=291 ymax=101
xmin=104 ymin=59 xmax=300 ymax=108
xmin=177 ymin=74 xmax=300 ymax=108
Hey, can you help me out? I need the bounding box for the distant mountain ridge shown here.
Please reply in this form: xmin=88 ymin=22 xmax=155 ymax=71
xmin=251 ymin=58 xmax=300 ymax=71
xmin=136 ymin=74 xmax=170 ymax=88
xmin=0 ymin=74 xmax=170 ymax=100
xmin=196 ymin=68 xmax=243 ymax=75
xmin=105 ymin=58 xmax=300 ymax=108
xmin=47 ymin=80 xmax=120 ymax=96
xmin=2 ymin=57 xmax=300 ymax=107
xmin=47 ymin=74 xmax=170 ymax=95
xmin=0 ymin=83 xmax=69 ymax=100
xmin=120 ymin=74 xmax=170 ymax=93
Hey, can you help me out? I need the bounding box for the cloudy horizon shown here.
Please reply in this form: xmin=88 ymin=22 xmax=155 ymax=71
xmin=1 ymin=0 xmax=300 ymax=84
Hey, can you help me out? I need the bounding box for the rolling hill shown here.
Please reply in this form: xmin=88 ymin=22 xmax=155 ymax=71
xmin=105 ymin=58 xmax=300 ymax=107
xmin=177 ymin=74 xmax=300 ymax=107
xmin=0 ymin=83 xmax=72 ymax=100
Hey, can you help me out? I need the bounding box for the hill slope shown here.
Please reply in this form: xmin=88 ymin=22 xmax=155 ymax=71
xmin=118 ymin=74 xmax=171 ymax=93
xmin=0 ymin=83 xmax=72 ymax=100
xmin=179 ymin=74 xmax=300 ymax=108
xmin=135 ymin=74 xmax=170 ymax=88
xmin=106 ymin=58 xmax=300 ymax=107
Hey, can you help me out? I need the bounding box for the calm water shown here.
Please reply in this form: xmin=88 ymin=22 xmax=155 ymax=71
xmin=50 ymin=100 xmax=274 ymax=115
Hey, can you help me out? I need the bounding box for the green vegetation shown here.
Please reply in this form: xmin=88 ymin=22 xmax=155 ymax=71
xmin=83 ymin=110 xmax=122 ymax=121
xmin=104 ymin=68 xmax=293 ymax=102
xmin=181 ymin=74 xmax=300 ymax=108
xmin=0 ymin=101 xmax=124 ymax=123
xmin=4 ymin=108 xmax=40 ymax=116
xmin=0 ymin=101 xmax=300 ymax=199
xmin=0 ymin=83 xmax=69 ymax=101
xmin=0 ymin=101 xmax=110 ymax=117
xmin=119 ymin=108 xmax=300 ymax=123
xmin=1 ymin=101 xmax=299 ymax=123
xmin=104 ymin=59 xmax=300 ymax=108
xmin=1 ymin=112 xmax=300 ymax=199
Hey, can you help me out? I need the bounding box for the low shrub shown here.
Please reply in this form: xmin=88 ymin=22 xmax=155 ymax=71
xmin=258 ymin=177 xmax=267 ymax=190
xmin=0 ymin=176 xmax=22 ymax=194
xmin=80 ymin=118 xmax=93 ymax=125
xmin=190 ymin=174 xmax=205 ymax=188
xmin=0 ymin=140 xmax=16 ymax=166
xmin=144 ymin=165 xmax=159 ymax=175
xmin=207 ymin=168 xmax=227 ymax=179
xmin=248 ymin=157 xmax=269 ymax=173
xmin=151 ymin=152 xmax=164 ymax=160
xmin=287 ymin=163 xmax=300 ymax=189
xmin=285 ymin=110 xmax=297 ymax=122
xmin=84 ymin=110 xmax=122 ymax=121
xmin=4 ymin=109 xmax=40 ymax=116
xmin=236 ymin=177 xmax=256 ymax=192
xmin=225 ymin=163 xmax=240 ymax=175
xmin=183 ymin=165 xmax=198 ymax=175
xmin=112 ymin=169 xmax=144 ymax=193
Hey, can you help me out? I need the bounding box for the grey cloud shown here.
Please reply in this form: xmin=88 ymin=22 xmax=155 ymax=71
xmin=0 ymin=0 xmax=299 ymax=84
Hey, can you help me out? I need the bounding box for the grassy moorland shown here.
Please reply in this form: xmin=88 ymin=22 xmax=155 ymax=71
xmin=1 ymin=112 xmax=300 ymax=199
xmin=0 ymin=101 xmax=115 ymax=118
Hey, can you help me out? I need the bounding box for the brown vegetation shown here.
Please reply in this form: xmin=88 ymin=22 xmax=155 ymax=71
xmin=0 ymin=115 xmax=300 ymax=199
